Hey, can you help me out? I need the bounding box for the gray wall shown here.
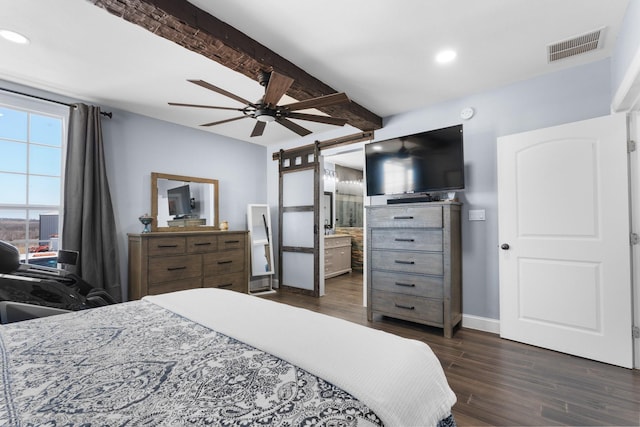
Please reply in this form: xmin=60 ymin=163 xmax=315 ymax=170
xmin=5 ymin=4 xmax=636 ymax=316
xmin=612 ymin=0 xmax=640 ymax=97
xmin=383 ymin=59 xmax=612 ymax=320
xmin=0 ymin=79 xmax=268 ymax=299
xmin=267 ymin=59 xmax=613 ymax=320
xmin=101 ymin=110 xmax=267 ymax=297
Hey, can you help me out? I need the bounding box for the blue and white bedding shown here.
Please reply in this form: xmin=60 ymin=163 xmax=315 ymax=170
xmin=0 ymin=288 xmax=456 ymax=426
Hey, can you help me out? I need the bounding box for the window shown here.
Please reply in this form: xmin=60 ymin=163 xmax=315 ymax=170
xmin=0 ymin=93 xmax=68 ymax=265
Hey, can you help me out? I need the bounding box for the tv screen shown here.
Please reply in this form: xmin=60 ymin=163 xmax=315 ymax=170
xmin=167 ymin=184 xmax=192 ymax=217
xmin=365 ymin=124 xmax=464 ymax=196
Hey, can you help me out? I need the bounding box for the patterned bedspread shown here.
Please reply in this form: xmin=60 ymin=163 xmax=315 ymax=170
xmin=0 ymin=301 xmax=385 ymax=426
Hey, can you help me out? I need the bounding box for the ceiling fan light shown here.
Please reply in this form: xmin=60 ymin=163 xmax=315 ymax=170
xmin=256 ymin=115 xmax=276 ymax=123
xmin=255 ymin=109 xmax=276 ymax=122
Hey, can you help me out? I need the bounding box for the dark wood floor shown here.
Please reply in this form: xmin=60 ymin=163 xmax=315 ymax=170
xmin=262 ymin=272 xmax=640 ymax=426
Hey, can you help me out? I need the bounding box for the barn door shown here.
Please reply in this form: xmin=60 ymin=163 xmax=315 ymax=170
xmin=278 ymin=145 xmax=321 ymax=296
xmin=497 ymin=113 xmax=633 ymax=368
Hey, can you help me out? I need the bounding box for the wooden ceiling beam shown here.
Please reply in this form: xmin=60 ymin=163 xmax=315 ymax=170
xmin=90 ymin=0 xmax=383 ymax=132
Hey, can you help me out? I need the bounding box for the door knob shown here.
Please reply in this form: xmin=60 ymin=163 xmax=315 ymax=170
xmin=501 ymin=243 xmax=510 ymax=250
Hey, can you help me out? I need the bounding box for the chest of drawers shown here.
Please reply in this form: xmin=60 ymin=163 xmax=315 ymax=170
xmin=366 ymin=203 xmax=462 ymax=337
xmin=324 ymin=235 xmax=352 ymax=278
xmin=128 ymin=230 xmax=249 ymax=300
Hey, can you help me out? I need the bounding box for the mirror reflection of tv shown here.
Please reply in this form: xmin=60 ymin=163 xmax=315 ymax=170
xmin=167 ymin=184 xmax=192 ymax=218
xmin=365 ymin=124 xmax=464 ymax=196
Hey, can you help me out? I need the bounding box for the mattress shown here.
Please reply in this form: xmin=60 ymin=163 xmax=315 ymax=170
xmin=0 ymin=288 xmax=456 ymax=426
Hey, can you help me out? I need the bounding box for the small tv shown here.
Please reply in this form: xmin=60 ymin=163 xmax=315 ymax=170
xmin=167 ymin=184 xmax=192 ymax=218
xmin=365 ymin=124 xmax=464 ymax=196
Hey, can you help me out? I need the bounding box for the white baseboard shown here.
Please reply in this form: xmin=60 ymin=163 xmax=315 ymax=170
xmin=462 ymin=314 xmax=500 ymax=335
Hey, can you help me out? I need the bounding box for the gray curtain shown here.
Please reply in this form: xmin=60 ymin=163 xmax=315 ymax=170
xmin=62 ymin=103 xmax=121 ymax=302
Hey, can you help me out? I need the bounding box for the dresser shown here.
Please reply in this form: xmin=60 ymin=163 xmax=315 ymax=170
xmin=366 ymin=202 xmax=462 ymax=338
xmin=128 ymin=230 xmax=249 ymax=300
xmin=324 ymin=234 xmax=352 ymax=278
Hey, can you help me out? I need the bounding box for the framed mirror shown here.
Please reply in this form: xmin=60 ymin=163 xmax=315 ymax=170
xmin=151 ymin=172 xmax=219 ymax=232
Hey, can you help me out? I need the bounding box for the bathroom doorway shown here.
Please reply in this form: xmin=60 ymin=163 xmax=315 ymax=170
xmin=322 ymin=147 xmax=365 ymax=297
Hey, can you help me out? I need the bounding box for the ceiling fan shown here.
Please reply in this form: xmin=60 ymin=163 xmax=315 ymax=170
xmin=169 ymin=70 xmax=351 ymax=137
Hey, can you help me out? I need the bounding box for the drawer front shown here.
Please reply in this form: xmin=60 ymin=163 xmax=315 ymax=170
xmin=148 ymin=237 xmax=186 ymax=256
xmin=371 ymin=271 xmax=443 ymax=299
xmin=324 ymin=250 xmax=335 ymax=268
xmin=148 ymin=276 xmax=202 ymax=295
xmin=325 ymin=246 xmax=349 ymax=259
xmin=187 ymin=235 xmax=218 ymax=253
xmin=324 ymin=248 xmax=335 ymax=261
xmin=148 ymin=254 xmax=201 ymax=284
xmin=203 ymin=272 xmax=246 ymax=293
xmin=371 ymin=229 xmax=443 ymax=252
xmin=203 ymin=250 xmax=245 ymax=275
xmin=325 ymin=236 xmax=351 ymax=249
xmin=371 ymin=250 xmax=443 ymax=275
xmin=368 ymin=206 xmax=442 ymax=228
xmin=372 ymin=290 xmax=443 ymax=325
xmin=218 ymin=234 xmax=245 ymax=251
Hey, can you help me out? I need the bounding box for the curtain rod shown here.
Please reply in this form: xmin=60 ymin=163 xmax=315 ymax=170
xmin=0 ymin=87 xmax=113 ymax=118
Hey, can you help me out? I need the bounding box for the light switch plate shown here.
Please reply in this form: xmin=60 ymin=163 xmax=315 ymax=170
xmin=469 ymin=209 xmax=486 ymax=221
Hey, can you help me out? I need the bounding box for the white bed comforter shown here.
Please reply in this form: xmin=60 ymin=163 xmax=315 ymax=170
xmin=145 ymin=288 xmax=456 ymax=427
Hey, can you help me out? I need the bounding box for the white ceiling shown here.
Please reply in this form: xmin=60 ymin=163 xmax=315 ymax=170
xmin=0 ymin=0 xmax=630 ymax=148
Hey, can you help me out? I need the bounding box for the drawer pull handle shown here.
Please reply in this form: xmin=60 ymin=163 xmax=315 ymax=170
xmin=194 ymin=242 xmax=212 ymax=246
xmin=393 ymin=216 xmax=414 ymax=220
xmin=224 ymin=240 xmax=240 ymax=244
xmin=395 ymin=303 xmax=415 ymax=310
xmin=394 ymin=260 xmax=415 ymax=265
xmin=157 ymin=244 xmax=178 ymax=248
xmin=218 ymin=283 xmax=233 ymax=288
xmin=167 ymin=266 xmax=186 ymax=271
xmin=395 ymin=282 xmax=416 ymax=288
xmin=218 ymin=260 xmax=233 ymax=265
xmin=395 ymin=238 xmax=415 ymax=242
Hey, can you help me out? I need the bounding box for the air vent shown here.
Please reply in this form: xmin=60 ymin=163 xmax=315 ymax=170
xmin=547 ymin=27 xmax=604 ymax=63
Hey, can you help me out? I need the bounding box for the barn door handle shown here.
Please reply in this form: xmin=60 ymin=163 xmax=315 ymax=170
xmin=501 ymin=243 xmax=510 ymax=250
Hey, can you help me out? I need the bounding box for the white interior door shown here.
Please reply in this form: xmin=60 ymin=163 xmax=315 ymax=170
xmin=497 ymin=113 xmax=633 ymax=368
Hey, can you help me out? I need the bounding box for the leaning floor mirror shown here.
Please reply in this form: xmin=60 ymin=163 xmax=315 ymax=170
xmin=247 ymin=204 xmax=275 ymax=294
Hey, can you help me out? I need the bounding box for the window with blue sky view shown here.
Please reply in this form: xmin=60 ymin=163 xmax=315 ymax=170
xmin=0 ymin=98 xmax=67 ymax=263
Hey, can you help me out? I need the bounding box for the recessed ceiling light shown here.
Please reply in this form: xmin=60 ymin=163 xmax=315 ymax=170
xmin=0 ymin=29 xmax=30 ymax=45
xmin=435 ymin=49 xmax=457 ymax=64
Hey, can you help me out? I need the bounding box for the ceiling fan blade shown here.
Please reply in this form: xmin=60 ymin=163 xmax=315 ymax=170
xmin=168 ymin=102 xmax=246 ymax=112
xmin=276 ymin=118 xmax=312 ymax=136
xmin=263 ymin=71 xmax=294 ymax=107
xmin=282 ymin=92 xmax=350 ymax=111
xmin=287 ymin=112 xmax=349 ymax=126
xmin=188 ymin=79 xmax=254 ymax=106
xmin=250 ymin=121 xmax=267 ymax=137
xmin=200 ymin=115 xmax=250 ymax=127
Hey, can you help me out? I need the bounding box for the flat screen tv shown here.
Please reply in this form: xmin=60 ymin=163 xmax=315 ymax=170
xmin=167 ymin=184 xmax=192 ymax=218
xmin=365 ymin=124 xmax=464 ymax=196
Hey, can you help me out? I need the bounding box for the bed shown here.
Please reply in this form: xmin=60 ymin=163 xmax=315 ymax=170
xmin=0 ymin=288 xmax=457 ymax=426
